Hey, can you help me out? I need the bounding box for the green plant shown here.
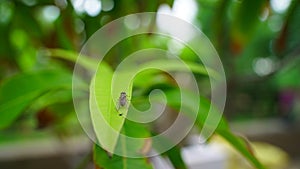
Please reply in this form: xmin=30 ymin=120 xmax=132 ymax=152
xmin=0 ymin=48 xmax=265 ymax=168
xmin=1 ymin=0 xmax=300 ymax=169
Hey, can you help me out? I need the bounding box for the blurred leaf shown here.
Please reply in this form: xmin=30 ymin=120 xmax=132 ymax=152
xmin=218 ymin=130 xmax=266 ymax=169
xmin=47 ymin=48 xmax=98 ymax=70
xmin=133 ymin=70 xmax=169 ymax=90
xmin=164 ymin=145 xmax=187 ymax=169
xmin=157 ymin=89 xmax=229 ymax=132
xmin=10 ymin=29 xmax=36 ymax=71
xmin=0 ymin=70 xmax=77 ymax=129
xmin=231 ymin=0 xmax=267 ymax=49
xmin=14 ymin=2 xmax=43 ymax=39
xmin=273 ymin=61 xmax=300 ymax=88
xmin=132 ymin=60 xmax=216 ymax=88
xmin=233 ymin=0 xmax=266 ymax=35
xmin=118 ymin=120 xmax=152 ymax=156
xmin=93 ymin=144 xmax=153 ymax=169
xmin=282 ymin=0 xmax=300 ymax=53
xmin=56 ymin=8 xmax=76 ymax=50
xmin=120 ymin=119 xmax=150 ymax=138
xmin=31 ymin=89 xmax=74 ymax=112
xmin=158 ymin=89 xmax=265 ymax=169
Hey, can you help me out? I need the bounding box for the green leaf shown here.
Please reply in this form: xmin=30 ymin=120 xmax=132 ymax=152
xmin=158 ymin=89 xmax=229 ymax=131
xmin=90 ymin=63 xmax=128 ymax=153
xmin=118 ymin=120 xmax=152 ymax=157
xmin=232 ymin=0 xmax=267 ymax=39
xmin=30 ymin=89 xmax=72 ymax=110
xmin=218 ymin=130 xmax=265 ymax=169
xmin=0 ymin=70 xmax=79 ymax=129
xmin=46 ymin=48 xmax=98 ymax=70
xmin=90 ymin=60 xmax=210 ymax=153
xmin=164 ymin=145 xmax=187 ymax=169
xmin=94 ymin=144 xmax=153 ymax=169
xmin=157 ymin=89 xmax=265 ymax=169
xmin=273 ymin=63 xmax=300 ymax=88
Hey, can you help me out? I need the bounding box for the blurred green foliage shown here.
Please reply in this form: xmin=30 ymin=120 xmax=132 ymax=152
xmin=0 ymin=0 xmax=300 ymax=169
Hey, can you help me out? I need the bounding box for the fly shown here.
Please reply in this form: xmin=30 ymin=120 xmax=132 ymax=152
xmin=117 ymin=92 xmax=129 ymax=116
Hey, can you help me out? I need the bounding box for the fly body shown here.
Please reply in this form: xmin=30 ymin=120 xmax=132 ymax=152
xmin=117 ymin=92 xmax=128 ymax=116
xmin=119 ymin=92 xmax=127 ymax=107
